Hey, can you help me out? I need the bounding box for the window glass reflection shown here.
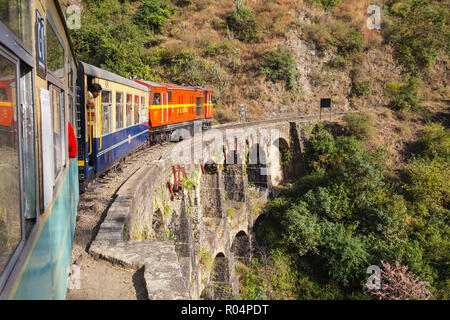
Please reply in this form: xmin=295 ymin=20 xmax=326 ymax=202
xmin=0 ymin=55 xmax=21 ymax=275
xmin=0 ymin=0 xmax=32 ymax=49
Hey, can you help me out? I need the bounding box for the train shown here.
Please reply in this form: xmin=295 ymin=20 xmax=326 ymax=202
xmin=76 ymin=64 xmax=214 ymax=191
xmin=0 ymin=0 xmax=213 ymax=299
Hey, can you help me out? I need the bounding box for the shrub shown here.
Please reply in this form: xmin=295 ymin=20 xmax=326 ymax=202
xmin=387 ymin=0 xmax=448 ymax=75
xmin=351 ymin=80 xmax=372 ymax=97
xmin=133 ymin=0 xmax=175 ymax=34
xmin=387 ymin=77 xmax=421 ymax=111
xmin=302 ymin=185 xmax=350 ymax=222
xmin=147 ymin=47 xmax=212 ymax=86
xmin=329 ymin=22 xmax=365 ymax=57
xmin=343 ymin=113 xmax=374 ymax=140
xmin=239 ymin=259 xmax=267 ymax=300
xmin=367 ymin=261 xmax=432 ymax=300
xmin=403 ymin=157 xmax=449 ymax=209
xmin=327 ymin=55 xmax=347 ymax=69
xmin=313 ymin=0 xmax=340 ymax=9
xmin=268 ymin=248 xmax=300 ymax=299
xmin=304 ymin=21 xmax=365 ymax=58
xmin=259 ymin=46 xmax=298 ymax=90
xmin=204 ymin=41 xmax=233 ymax=57
xmin=418 ymin=123 xmax=450 ymax=160
xmin=225 ymin=1 xmax=258 ymax=42
xmin=175 ymin=0 xmax=191 ymax=7
xmin=320 ymin=222 xmax=370 ymax=287
xmin=283 ymin=202 xmax=323 ymax=256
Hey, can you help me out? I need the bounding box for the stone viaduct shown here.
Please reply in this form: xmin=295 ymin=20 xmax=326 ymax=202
xmin=89 ymin=114 xmax=344 ymax=299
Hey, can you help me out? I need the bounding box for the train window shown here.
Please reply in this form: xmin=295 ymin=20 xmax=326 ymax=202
xmin=141 ymin=96 xmax=145 ymax=122
xmin=115 ymin=92 xmax=124 ymax=130
xmin=19 ymin=64 xmax=36 ymax=222
xmin=68 ymin=96 xmax=75 ymax=130
xmin=196 ymin=97 xmax=203 ymax=115
xmin=0 ymin=54 xmax=37 ymax=291
xmin=153 ymin=93 xmax=160 ymax=105
xmin=67 ymin=59 xmax=74 ymax=93
xmin=126 ymin=94 xmax=132 ymax=127
xmin=46 ymin=20 xmax=64 ymax=78
xmin=0 ymin=54 xmax=21 ymax=281
xmin=168 ymin=91 xmax=172 ymax=102
xmin=134 ymin=95 xmax=140 ymax=124
xmin=50 ymin=85 xmax=66 ymax=180
xmin=0 ymin=0 xmax=32 ymax=49
xmin=101 ymin=91 xmax=112 ymax=134
xmin=67 ymin=58 xmax=75 ymax=128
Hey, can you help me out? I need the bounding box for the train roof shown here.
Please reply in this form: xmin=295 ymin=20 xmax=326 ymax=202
xmin=80 ymin=62 xmax=150 ymax=92
xmin=136 ymin=79 xmax=211 ymax=92
xmin=135 ymin=79 xmax=166 ymax=88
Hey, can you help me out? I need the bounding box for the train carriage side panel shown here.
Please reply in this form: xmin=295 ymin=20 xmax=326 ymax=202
xmin=79 ymin=63 xmax=149 ymax=177
xmin=0 ymin=0 xmax=79 ymax=300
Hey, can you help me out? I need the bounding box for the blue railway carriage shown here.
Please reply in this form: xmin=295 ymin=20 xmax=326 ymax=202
xmin=0 ymin=0 xmax=79 ymax=299
xmin=76 ymin=63 xmax=150 ymax=190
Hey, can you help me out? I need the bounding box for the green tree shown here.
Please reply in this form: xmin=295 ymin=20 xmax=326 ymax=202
xmin=134 ymin=0 xmax=175 ymax=34
xmin=225 ymin=1 xmax=258 ymax=42
xmin=387 ymin=0 xmax=448 ymax=75
xmin=259 ymin=46 xmax=298 ymax=91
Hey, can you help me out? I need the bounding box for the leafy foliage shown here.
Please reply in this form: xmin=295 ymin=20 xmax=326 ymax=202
xmin=343 ymin=113 xmax=374 ymax=140
xmin=312 ymin=0 xmax=341 ymax=9
xmin=386 ymin=77 xmax=421 ymax=112
xmin=259 ymin=46 xmax=298 ymax=90
xmin=320 ymin=223 xmax=369 ymax=287
xmin=225 ymin=1 xmax=258 ymax=42
xmin=417 ymin=123 xmax=450 ymax=160
xmin=133 ymin=0 xmax=175 ymax=34
xmin=387 ymin=0 xmax=449 ymax=75
xmin=250 ymin=120 xmax=449 ymax=299
xmin=403 ymin=157 xmax=449 ymax=209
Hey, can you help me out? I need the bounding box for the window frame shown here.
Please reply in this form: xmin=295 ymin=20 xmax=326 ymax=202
xmin=134 ymin=94 xmax=140 ymax=124
xmin=45 ymin=14 xmax=65 ymax=90
xmin=49 ymin=84 xmax=66 ymax=183
xmin=0 ymin=46 xmax=27 ymax=291
xmin=101 ymin=89 xmax=113 ymax=135
xmin=115 ymin=91 xmax=124 ymax=130
xmin=0 ymin=1 xmax=33 ymax=61
xmin=126 ymin=93 xmax=132 ymax=127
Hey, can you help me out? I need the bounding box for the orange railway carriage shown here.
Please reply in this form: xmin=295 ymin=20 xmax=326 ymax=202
xmin=135 ymin=79 xmax=214 ymax=144
xmin=0 ymin=78 xmax=15 ymax=129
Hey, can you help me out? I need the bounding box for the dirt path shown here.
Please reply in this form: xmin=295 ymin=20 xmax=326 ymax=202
xmin=67 ymin=142 xmax=174 ymax=300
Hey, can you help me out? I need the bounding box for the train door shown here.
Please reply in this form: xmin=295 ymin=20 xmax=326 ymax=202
xmin=161 ymin=92 xmax=165 ymax=124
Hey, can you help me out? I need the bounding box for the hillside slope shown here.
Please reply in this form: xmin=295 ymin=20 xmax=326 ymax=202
xmin=61 ymin=0 xmax=448 ymax=171
xmin=62 ymin=0 xmax=447 ymax=119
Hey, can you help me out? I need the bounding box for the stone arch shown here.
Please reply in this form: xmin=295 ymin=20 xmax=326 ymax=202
xmin=272 ymin=137 xmax=293 ymax=184
xmin=200 ymin=161 xmax=222 ymax=218
xmin=211 ymin=252 xmax=231 ymax=299
xmin=231 ymin=231 xmax=251 ymax=264
xmin=224 ymin=150 xmax=245 ymax=202
xmin=246 ymin=143 xmax=269 ymax=188
xmin=252 ymin=213 xmax=272 ymax=248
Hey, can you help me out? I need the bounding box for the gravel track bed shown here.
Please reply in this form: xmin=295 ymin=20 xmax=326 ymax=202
xmin=67 ymin=142 xmax=174 ymax=300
